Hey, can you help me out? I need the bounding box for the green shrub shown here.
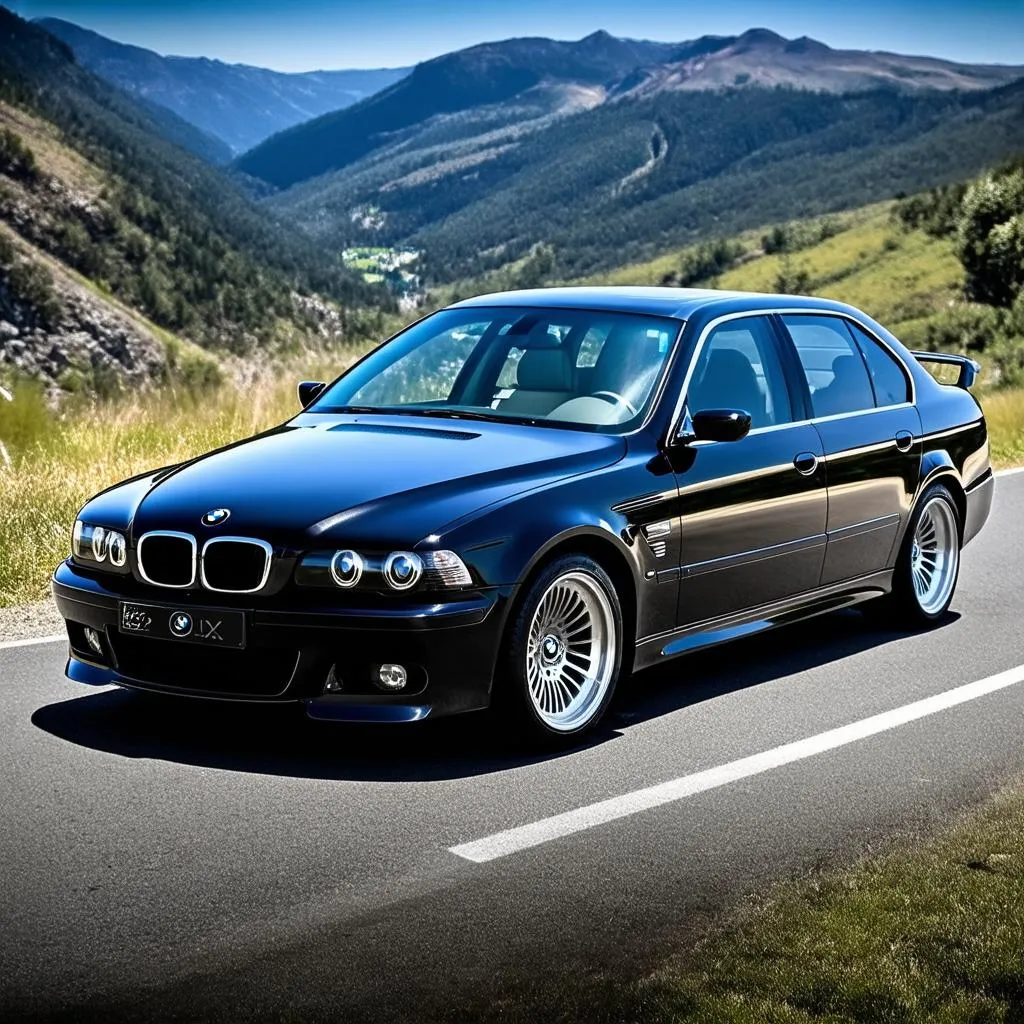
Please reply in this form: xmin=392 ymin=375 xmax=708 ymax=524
xmin=0 ymin=235 xmax=63 ymax=328
xmin=955 ymin=169 xmax=1024 ymax=308
xmin=0 ymin=126 xmax=40 ymax=185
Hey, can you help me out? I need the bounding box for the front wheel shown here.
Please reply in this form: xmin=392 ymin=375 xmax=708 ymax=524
xmin=885 ymin=483 xmax=962 ymax=626
xmin=497 ymin=555 xmax=624 ymax=744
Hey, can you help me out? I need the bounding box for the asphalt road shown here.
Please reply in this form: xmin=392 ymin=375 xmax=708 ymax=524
xmin=3 ymin=470 xmax=1024 ymax=1023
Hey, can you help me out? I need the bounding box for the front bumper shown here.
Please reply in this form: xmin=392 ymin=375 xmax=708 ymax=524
xmin=52 ymin=560 xmax=512 ymax=721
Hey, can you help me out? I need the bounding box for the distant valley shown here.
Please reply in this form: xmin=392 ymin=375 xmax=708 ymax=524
xmin=36 ymin=17 xmax=409 ymax=156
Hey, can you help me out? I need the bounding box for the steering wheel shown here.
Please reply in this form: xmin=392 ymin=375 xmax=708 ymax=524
xmin=591 ymin=390 xmax=638 ymax=417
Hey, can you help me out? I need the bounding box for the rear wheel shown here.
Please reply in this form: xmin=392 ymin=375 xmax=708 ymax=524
xmin=497 ymin=555 xmax=624 ymax=744
xmin=880 ymin=483 xmax=962 ymax=626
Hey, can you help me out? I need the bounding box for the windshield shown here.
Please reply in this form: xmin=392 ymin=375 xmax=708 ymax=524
xmin=311 ymin=306 xmax=680 ymax=432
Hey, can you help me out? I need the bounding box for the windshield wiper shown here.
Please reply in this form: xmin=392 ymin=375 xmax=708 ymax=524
xmin=312 ymin=404 xmax=576 ymax=430
xmin=307 ymin=405 xmax=378 ymax=415
xmin=402 ymin=407 xmax=577 ymax=430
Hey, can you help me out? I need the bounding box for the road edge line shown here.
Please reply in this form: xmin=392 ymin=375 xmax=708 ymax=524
xmin=0 ymin=634 xmax=64 ymax=651
xmin=450 ymin=662 xmax=1024 ymax=863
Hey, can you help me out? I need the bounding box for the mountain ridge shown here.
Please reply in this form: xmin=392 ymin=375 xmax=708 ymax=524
xmin=235 ymin=27 xmax=1024 ymax=190
xmin=35 ymin=17 xmax=409 ymax=155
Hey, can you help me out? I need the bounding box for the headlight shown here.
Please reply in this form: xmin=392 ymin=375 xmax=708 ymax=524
xmin=107 ymin=531 xmax=127 ymax=567
xmin=72 ymin=520 xmax=128 ymax=570
xmin=91 ymin=526 xmax=107 ymax=561
xmin=330 ymin=549 xmax=364 ymax=588
xmin=382 ymin=551 xmax=424 ymax=591
xmin=297 ymin=548 xmax=473 ymax=591
xmin=72 ymin=519 xmax=85 ymax=558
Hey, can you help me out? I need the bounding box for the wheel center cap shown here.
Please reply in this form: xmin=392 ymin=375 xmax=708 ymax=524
xmin=541 ymin=634 xmax=563 ymax=663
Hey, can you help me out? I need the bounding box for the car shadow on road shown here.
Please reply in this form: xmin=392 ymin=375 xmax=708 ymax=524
xmin=30 ymin=608 xmax=957 ymax=782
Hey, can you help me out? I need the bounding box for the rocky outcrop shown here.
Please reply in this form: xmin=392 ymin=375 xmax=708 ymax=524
xmin=0 ymin=254 xmax=169 ymax=396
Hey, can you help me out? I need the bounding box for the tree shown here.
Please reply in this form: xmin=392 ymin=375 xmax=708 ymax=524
xmin=955 ymin=169 xmax=1024 ymax=308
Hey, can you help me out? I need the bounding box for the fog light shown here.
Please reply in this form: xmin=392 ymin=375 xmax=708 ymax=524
xmin=324 ymin=665 xmax=343 ymax=692
xmin=83 ymin=627 xmax=103 ymax=656
xmin=377 ymin=663 xmax=408 ymax=691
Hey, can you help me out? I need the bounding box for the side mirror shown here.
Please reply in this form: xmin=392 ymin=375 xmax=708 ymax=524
xmin=690 ymin=408 xmax=752 ymax=443
xmin=297 ymin=380 xmax=326 ymax=409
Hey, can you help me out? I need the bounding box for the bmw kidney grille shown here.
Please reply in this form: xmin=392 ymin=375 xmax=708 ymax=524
xmin=136 ymin=532 xmax=271 ymax=593
xmin=200 ymin=538 xmax=273 ymax=594
xmin=136 ymin=532 xmax=197 ymax=589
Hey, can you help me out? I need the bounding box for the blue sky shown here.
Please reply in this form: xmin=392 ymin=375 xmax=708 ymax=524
xmin=14 ymin=0 xmax=1024 ymax=71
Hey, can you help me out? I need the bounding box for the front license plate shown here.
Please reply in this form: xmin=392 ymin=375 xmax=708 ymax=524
xmin=118 ymin=602 xmax=246 ymax=649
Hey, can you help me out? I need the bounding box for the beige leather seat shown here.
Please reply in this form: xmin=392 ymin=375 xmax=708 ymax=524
xmin=498 ymin=347 xmax=575 ymax=415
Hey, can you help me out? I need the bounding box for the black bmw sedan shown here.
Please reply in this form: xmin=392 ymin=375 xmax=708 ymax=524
xmin=53 ymin=288 xmax=993 ymax=742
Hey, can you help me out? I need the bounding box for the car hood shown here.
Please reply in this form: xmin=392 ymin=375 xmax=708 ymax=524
xmin=126 ymin=414 xmax=625 ymax=545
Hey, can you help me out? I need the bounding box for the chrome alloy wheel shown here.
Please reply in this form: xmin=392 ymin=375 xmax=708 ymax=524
xmin=526 ymin=570 xmax=617 ymax=732
xmin=911 ymin=495 xmax=959 ymax=616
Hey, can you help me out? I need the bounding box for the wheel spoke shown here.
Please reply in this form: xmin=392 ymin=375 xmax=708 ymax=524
xmin=910 ymin=496 xmax=959 ymax=616
xmin=525 ymin=570 xmax=616 ymax=732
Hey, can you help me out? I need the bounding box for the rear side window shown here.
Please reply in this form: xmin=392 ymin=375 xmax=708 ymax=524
xmin=847 ymin=322 xmax=910 ymax=407
xmin=782 ymin=315 xmax=875 ymax=418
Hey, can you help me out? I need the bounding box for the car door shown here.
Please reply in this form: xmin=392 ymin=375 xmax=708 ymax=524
xmin=666 ymin=314 xmax=828 ymax=628
xmin=778 ymin=313 xmax=921 ymax=586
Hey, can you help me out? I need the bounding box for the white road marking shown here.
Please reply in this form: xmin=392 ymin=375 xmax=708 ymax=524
xmin=450 ymin=662 xmax=1024 ymax=863
xmin=0 ymin=634 xmax=64 ymax=651
xmin=996 ymin=465 xmax=1024 ymax=478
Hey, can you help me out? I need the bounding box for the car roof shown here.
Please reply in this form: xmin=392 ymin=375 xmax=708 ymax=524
xmin=447 ymin=286 xmax=862 ymax=321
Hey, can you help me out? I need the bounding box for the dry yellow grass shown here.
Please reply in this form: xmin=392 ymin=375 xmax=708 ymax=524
xmin=0 ymin=354 xmax=358 ymax=606
xmin=981 ymin=387 xmax=1024 ymax=467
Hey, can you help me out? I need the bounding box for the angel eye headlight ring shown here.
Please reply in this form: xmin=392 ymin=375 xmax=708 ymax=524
xmin=106 ymin=531 xmax=127 ymax=567
xmin=330 ymin=549 xmax=364 ymax=588
xmin=383 ymin=551 xmax=424 ymax=591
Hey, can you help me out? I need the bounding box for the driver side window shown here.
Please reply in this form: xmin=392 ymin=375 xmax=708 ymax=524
xmin=686 ymin=316 xmax=793 ymax=430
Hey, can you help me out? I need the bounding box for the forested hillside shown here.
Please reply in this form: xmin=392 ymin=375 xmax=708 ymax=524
xmin=566 ymin=156 xmax=1024 ymax=386
xmin=0 ymin=8 xmax=388 ymax=394
xmin=236 ymin=32 xmax=680 ymax=188
xmin=239 ymin=28 xmax=1022 ymax=191
xmin=271 ymin=78 xmax=1024 ymax=283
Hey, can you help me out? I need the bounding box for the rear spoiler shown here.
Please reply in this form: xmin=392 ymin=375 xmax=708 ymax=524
xmin=910 ymin=351 xmax=980 ymax=389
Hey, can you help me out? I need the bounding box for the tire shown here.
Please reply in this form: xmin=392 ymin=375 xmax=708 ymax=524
xmin=880 ymin=482 xmax=962 ymax=627
xmin=496 ymin=554 xmax=625 ymax=745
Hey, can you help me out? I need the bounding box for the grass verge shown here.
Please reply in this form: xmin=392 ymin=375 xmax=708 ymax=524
xmin=983 ymin=388 xmax=1024 ymax=466
xmin=452 ymin=783 xmax=1024 ymax=1024
xmin=635 ymin=785 xmax=1024 ymax=1024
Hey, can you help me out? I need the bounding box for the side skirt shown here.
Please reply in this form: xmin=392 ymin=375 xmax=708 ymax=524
xmin=633 ymin=569 xmax=892 ymax=672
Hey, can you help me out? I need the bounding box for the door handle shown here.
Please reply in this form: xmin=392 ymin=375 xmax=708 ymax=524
xmin=895 ymin=430 xmax=914 ymax=453
xmin=793 ymin=452 xmax=819 ymax=476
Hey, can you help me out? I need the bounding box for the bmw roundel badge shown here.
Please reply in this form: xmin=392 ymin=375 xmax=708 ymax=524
xmin=169 ymin=612 xmax=193 ymax=637
xmin=202 ymin=508 xmax=231 ymax=527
